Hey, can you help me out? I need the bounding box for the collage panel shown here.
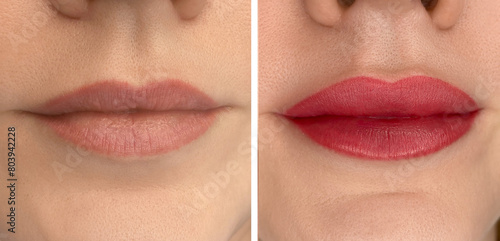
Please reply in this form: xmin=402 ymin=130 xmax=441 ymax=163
xmin=258 ymin=0 xmax=500 ymax=240
xmin=0 ymin=0 xmax=250 ymax=240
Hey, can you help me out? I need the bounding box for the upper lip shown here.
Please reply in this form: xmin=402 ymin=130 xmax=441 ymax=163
xmin=31 ymin=80 xmax=220 ymax=116
xmin=285 ymin=75 xmax=479 ymax=118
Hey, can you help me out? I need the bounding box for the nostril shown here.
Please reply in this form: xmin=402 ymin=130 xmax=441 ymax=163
xmin=49 ymin=0 xmax=89 ymax=19
xmin=305 ymin=0 xmax=343 ymax=27
xmin=338 ymin=0 xmax=355 ymax=8
xmin=421 ymin=0 xmax=438 ymax=10
xmin=171 ymin=0 xmax=206 ymax=20
xmin=429 ymin=0 xmax=465 ymax=29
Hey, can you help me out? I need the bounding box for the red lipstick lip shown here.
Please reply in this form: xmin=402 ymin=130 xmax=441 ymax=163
xmin=284 ymin=76 xmax=479 ymax=160
xmin=35 ymin=80 xmax=221 ymax=157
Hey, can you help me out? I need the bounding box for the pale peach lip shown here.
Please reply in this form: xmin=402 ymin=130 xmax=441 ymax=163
xmin=35 ymin=80 xmax=221 ymax=157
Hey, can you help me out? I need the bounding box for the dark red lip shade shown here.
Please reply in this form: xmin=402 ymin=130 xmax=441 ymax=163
xmin=285 ymin=76 xmax=479 ymax=160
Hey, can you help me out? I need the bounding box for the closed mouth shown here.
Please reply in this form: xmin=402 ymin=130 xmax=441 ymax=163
xmin=284 ymin=76 xmax=479 ymax=160
xmin=34 ymin=80 xmax=223 ymax=157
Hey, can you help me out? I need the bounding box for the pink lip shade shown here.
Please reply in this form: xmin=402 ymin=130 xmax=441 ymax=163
xmin=285 ymin=76 xmax=479 ymax=160
xmin=37 ymin=80 xmax=218 ymax=157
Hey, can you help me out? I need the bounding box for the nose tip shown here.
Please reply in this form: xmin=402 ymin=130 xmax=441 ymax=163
xmin=304 ymin=0 xmax=465 ymax=29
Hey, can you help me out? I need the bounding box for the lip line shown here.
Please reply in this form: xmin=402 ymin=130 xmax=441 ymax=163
xmin=30 ymin=106 xmax=231 ymax=117
xmin=284 ymin=110 xmax=480 ymax=119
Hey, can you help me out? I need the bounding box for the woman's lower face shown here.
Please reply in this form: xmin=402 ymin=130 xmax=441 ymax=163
xmin=0 ymin=0 xmax=250 ymax=240
xmin=259 ymin=0 xmax=500 ymax=240
xmin=2 ymin=111 xmax=250 ymax=240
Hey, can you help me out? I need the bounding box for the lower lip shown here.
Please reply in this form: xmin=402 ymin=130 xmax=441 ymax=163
xmin=286 ymin=76 xmax=479 ymax=160
xmin=40 ymin=111 xmax=217 ymax=157
xmin=289 ymin=113 xmax=477 ymax=160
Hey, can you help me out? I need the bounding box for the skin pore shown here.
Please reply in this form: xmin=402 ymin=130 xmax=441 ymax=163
xmin=0 ymin=0 xmax=250 ymax=240
xmin=259 ymin=0 xmax=500 ymax=240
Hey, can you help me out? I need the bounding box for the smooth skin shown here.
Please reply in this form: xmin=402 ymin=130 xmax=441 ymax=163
xmin=0 ymin=0 xmax=250 ymax=240
xmin=259 ymin=0 xmax=500 ymax=240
